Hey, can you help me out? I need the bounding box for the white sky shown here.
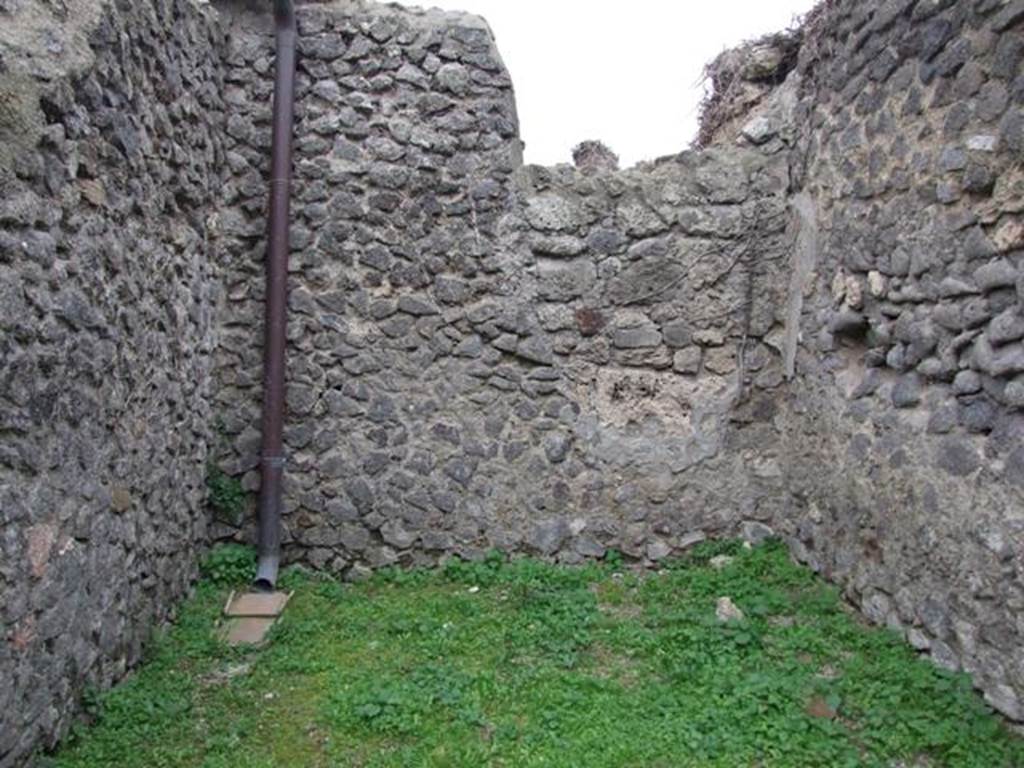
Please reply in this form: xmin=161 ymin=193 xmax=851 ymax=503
xmin=396 ymin=0 xmax=820 ymax=167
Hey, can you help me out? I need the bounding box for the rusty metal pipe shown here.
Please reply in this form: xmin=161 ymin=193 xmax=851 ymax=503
xmin=254 ymin=0 xmax=297 ymax=592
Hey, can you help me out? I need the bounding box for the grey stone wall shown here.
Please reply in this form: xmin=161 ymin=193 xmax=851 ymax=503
xmin=211 ymin=0 xmax=794 ymax=575
xmin=0 ymin=1 xmax=226 ymax=764
xmin=766 ymin=0 xmax=1024 ymax=722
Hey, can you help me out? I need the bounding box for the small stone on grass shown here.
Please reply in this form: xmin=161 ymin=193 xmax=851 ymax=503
xmin=716 ymin=596 xmax=745 ymax=622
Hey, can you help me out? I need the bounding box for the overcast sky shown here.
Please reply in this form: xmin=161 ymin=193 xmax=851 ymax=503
xmin=396 ymin=0 xmax=819 ymax=167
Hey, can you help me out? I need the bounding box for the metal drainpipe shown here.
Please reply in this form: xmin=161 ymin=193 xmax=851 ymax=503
xmin=254 ymin=0 xmax=297 ymax=592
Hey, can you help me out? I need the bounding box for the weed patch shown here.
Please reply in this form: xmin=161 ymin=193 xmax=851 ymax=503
xmin=52 ymin=542 xmax=1024 ymax=768
xmin=199 ymin=544 xmax=256 ymax=588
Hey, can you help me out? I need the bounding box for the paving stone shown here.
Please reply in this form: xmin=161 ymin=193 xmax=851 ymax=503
xmin=224 ymin=592 xmax=292 ymax=618
xmin=222 ymin=618 xmax=277 ymax=647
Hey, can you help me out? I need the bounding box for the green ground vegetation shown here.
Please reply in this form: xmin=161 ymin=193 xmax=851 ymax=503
xmin=205 ymin=466 xmax=248 ymax=527
xmin=50 ymin=541 xmax=1024 ymax=768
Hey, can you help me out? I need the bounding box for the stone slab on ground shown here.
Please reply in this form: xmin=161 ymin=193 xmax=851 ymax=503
xmin=224 ymin=591 xmax=291 ymax=618
xmin=221 ymin=591 xmax=292 ymax=646
xmin=221 ymin=617 xmax=277 ymax=647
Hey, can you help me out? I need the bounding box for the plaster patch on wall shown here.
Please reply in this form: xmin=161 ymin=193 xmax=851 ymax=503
xmin=784 ymin=192 xmax=818 ymax=379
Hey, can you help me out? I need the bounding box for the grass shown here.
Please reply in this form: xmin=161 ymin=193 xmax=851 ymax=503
xmin=50 ymin=541 xmax=1024 ymax=768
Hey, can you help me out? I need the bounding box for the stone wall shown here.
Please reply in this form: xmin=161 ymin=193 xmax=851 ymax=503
xmin=766 ymin=0 xmax=1024 ymax=722
xmin=211 ymin=0 xmax=525 ymax=572
xmin=211 ymin=0 xmax=794 ymax=575
xmin=0 ymin=1 xmax=226 ymax=764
